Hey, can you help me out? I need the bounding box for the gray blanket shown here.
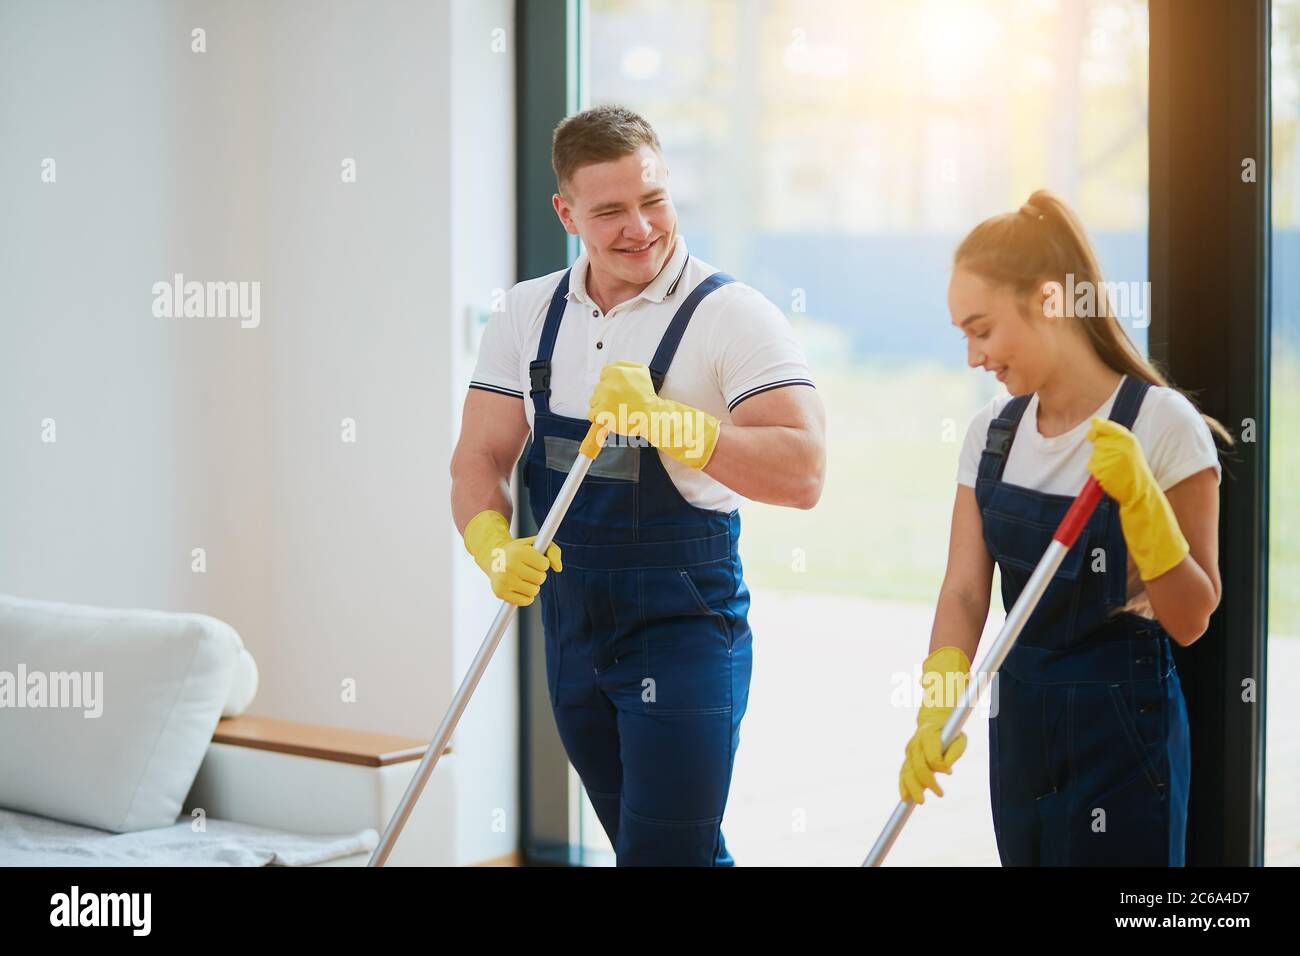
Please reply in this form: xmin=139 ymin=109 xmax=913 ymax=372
xmin=0 ymin=807 xmax=377 ymax=866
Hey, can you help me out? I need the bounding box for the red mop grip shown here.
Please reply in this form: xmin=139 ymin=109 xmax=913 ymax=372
xmin=1054 ymin=476 xmax=1104 ymax=548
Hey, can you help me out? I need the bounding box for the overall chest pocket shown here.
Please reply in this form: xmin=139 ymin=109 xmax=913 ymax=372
xmin=983 ymin=509 xmax=1091 ymax=580
xmin=980 ymin=482 xmax=1096 ymax=578
xmin=544 ymin=436 xmax=641 ymax=543
xmin=980 ymin=483 xmax=1097 ymax=638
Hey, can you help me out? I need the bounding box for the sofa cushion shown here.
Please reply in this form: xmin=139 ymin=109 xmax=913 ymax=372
xmin=0 ymin=593 xmax=243 ymax=832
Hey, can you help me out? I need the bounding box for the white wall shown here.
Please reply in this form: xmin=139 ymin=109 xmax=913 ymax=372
xmin=0 ymin=0 xmax=518 ymax=866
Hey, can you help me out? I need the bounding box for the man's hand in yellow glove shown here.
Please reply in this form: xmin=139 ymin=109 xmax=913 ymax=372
xmin=899 ymin=646 xmax=971 ymax=805
xmin=462 ymin=509 xmax=562 ymax=607
xmin=1086 ymin=417 xmax=1189 ymax=581
xmin=587 ymin=360 xmax=720 ymax=470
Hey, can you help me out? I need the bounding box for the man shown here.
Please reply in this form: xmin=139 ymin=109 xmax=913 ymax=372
xmin=450 ymin=104 xmax=826 ymax=865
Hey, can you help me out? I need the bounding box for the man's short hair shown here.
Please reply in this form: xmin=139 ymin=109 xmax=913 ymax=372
xmin=551 ymin=105 xmax=662 ymax=196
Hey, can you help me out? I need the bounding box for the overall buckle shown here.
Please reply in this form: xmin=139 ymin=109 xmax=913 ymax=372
xmin=529 ymin=360 xmax=551 ymax=395
xmin=986 ymin=420 xmax=1014 ymax=458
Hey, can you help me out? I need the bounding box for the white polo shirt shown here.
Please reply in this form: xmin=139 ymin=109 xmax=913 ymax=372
xmin=468 ymin=235 xmax=815 ymax=513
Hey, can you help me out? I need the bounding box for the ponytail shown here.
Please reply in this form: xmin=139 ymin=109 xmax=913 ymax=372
xmin=954 ymin=188 xmax=1233 ymax=446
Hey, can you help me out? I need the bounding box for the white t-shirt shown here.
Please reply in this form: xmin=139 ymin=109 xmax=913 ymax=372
xmin=469 ymin=235 xmax=815 ymax=513
xmin=956 ymin=377 xmax=1222 ymax=615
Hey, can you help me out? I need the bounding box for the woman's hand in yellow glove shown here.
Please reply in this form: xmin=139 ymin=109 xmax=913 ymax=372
xmin=587 ymin=360 xmax=721 ymax=470
xmin=462 ymin=509 xmax=562 ymax=607
xmin=899 ymin=646 xmax=971 ymax=805
xmin=1086 ymin=417 xmax=1189 ymax=581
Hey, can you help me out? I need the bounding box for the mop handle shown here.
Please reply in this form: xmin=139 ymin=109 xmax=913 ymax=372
xmin=368 ymin=420 xmax=611 ymax=867
xmin=862 ymin=476 xmax=1103 ymax=867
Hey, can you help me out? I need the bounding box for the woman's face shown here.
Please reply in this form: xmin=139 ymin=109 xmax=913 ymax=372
xmin=948 ymin=265 xmax=1061 ymax=396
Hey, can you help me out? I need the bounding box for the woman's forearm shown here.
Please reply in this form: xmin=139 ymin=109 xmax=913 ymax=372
xmin=1143 ymin=554 xmax=1220 ymax=646
xmin=928 ymin=585 xmax=989 ymax=664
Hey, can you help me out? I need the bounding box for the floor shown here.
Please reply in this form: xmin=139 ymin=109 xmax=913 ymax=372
xmin=713 ymin=590 xmax=1300 ymax=866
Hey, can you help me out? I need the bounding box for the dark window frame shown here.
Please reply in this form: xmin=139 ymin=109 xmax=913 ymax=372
xmin=1149 ymin=0 xmax=1270 ymax=866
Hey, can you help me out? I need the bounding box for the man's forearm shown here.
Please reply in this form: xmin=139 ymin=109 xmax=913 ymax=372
xmin=450 ymin=451 xmax=515 ymax=536
xmin=702 ymin=423 xmax=824 ymax=508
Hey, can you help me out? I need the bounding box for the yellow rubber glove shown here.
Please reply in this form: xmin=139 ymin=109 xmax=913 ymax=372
xmin=1086 ymin=416 xmax=1189 ymax=581
xmin=899 ymin=646 xmax=971 ymax=805
xmin=587 ymin=360 xmax=720 ymax=470
xmin=462 ymin=509 xmax=562 ymax=607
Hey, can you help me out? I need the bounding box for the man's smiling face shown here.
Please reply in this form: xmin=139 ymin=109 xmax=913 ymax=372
xmin=552 ymin=143 xmax=678 ymax=291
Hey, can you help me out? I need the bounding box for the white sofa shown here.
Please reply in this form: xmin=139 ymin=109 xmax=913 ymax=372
xmin=0 ymin=593 xmax=453 ymax=866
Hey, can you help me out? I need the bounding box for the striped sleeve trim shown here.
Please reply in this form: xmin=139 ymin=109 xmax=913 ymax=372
xmin=727 ymin=378 xmax=816 ymax=412
xmin=468 ymin=381 xmax=525 ymax=399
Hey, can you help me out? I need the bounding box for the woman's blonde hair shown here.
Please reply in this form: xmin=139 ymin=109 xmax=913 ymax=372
xmin=954 ymin=188 xmax=1233 ymax=445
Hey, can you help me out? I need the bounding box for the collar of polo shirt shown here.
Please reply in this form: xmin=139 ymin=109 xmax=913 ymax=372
xmin=567 ymin=234 xmax=693 ymax=310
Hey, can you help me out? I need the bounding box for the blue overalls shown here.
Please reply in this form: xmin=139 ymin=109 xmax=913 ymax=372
xmin=976 ymin=374 xmax=1191 ymax=866
xmin=523 ymin=267 xmax=754 ymax=866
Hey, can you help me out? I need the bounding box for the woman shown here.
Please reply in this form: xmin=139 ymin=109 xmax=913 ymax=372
xmin=899 ymin=189 xmax=1230 ymax=866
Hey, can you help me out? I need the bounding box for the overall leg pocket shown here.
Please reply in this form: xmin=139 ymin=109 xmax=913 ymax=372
xmin=1105 ymin=681 xmax=1167 ymax=795
xmin=638 ymin=566 xmax=733 ymax=715
xmin=677 ymin=566 xmax=733 ymax=650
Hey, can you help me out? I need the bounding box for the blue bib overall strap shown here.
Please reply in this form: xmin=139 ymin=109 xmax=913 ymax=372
xmin=975 ymin=374 xmax=1191 ymax=866
xmin=647 ymin=271 xmax=735 ymax=392
xmin=527 ymin=270 xmax=570 ymax=417
xmin=522 ymin=264 xmax=752 ymax=866
xmin=975 ymin=393 xmax=1032 ymax=485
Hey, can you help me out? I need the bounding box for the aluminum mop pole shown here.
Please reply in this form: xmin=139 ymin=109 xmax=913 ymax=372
xmin=368 ymin=420 xmax=611 ymax=867
xmin=862 ymin=475 xmax=1104 ymax=867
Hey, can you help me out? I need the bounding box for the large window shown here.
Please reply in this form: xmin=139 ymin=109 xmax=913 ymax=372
xmin=580 ymin=0 xmax=1151 ymax=865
